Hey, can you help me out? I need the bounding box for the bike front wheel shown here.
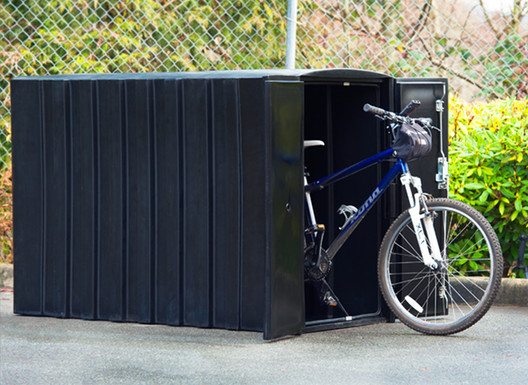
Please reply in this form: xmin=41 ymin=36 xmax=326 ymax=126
xmin=378 ymin=198 xmax=503 ymax=335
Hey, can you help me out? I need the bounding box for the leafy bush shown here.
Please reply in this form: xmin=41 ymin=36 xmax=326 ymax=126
xmin=0 ymin=165 xmax=12 ymax=264
xmin=449 ymin=97 xmax=528 ymax=277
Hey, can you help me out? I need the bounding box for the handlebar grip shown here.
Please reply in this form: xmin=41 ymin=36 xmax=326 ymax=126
xmin=363 ymin=103 xmax=386 ymax=116
xmin=400 ymin=100 xmax=421 ymax=117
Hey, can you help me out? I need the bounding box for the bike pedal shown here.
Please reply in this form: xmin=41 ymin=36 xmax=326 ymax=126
xmin=323 ymin=291 xmax=338 ymax=307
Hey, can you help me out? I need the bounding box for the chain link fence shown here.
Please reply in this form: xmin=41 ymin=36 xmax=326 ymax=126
xmin=297 ymin=0 xmax=528 ymax=100
xmin=0 ymin=0 xmax=290 ymax=174
xmin=0 ymin=0 xmax=526 ymax=263
xmin=1 ymin=0 xmax=527 ymax=174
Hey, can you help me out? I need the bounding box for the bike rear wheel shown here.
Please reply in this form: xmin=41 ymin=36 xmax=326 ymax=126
xmin=378 ymin=198 xmax=502 ymax=335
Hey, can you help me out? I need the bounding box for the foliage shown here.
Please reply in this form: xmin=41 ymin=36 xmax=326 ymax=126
xmin=0 ymin=0 xmax=286 ymax=76
xmin=449 ymin=96 xmax=528 ymax=277
xmin=0 ymin=166 xmax=12 ymax=264
xmin=0 ymin=0 xmax=287 ymax=165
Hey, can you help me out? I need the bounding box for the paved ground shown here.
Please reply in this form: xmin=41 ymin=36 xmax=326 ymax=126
xmin=1 ymin=288 xmax=527 ymax=385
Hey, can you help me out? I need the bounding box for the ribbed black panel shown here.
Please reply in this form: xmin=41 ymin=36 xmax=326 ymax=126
xmin=210 ymin=79 xmax=241 ymax=329
xmin=69 ymin=80 xmax=96 ymax=319
xmin=12 ymin=79 xmax=43 ymax=316
xmin=123 ymin=79 xmax=153 ymax=323
xmin=238 ymin=79 xmax=267 ymax=331
xmin=180 ymin=79 xmax=211 ymax=327
xmin=153 ymin=79 xmax=181 ymax=325
xmin=96 ymin=80 xmax=124 ymax=321
xmin=41 ymin=80 xmax=68 ymax=317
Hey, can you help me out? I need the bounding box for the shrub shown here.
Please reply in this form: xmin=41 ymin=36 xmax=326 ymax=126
xmin=449 ymin=97 xmax=528 ymax=277
xmin=0 ymin=165 xmax=12 ymax=264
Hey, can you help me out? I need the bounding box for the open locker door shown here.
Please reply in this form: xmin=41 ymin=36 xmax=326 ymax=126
xmin=395 ymin=78 xmax=450 ymax=317
xmin=263 ymin=80 xmax=305 ymax=340
xmin=396 ymin=78 xmax=449 ymax=198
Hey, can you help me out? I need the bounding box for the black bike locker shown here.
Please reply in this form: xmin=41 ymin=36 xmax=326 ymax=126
xmin=11 ymin=69 xmax=448 ymax=340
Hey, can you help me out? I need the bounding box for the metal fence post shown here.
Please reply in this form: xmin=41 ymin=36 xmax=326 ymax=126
xmin=285 ymin=0 xmax=298 ymax=69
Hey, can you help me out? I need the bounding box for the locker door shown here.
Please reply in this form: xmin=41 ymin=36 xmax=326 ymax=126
xmin=264 ymin=80 xmax=305 ymax=340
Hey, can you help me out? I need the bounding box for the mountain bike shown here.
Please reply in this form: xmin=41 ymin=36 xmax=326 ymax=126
xmin=303 ymin=101 xmax=503 ymax=335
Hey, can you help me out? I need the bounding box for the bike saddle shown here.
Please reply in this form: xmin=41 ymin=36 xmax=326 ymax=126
xmin=304 ymin=140 xmax=325 ymax=149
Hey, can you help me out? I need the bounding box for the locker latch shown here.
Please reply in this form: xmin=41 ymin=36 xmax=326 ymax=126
xmin=436 ymin=99 xmax=444 ymax=113
xmin=436 ymin=157 xmax=449 ymax=190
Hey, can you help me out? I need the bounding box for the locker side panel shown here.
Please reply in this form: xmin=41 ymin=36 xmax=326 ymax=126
xmin=70 ymin=80 xmax=96 ymax=319
xmin=11 ymin=80 xmax=44 ymax=315
xmin=124 ymin=79 xmax=153 ymax=323
xmin=239 ymin=79 xmax=267 ymax=331
xmin=211 ymin=79 xmax=242 ymax=330
xmin=96 ymin=80 xmax=125 ymax=321
xmin=181 ymin=79 xmax=210 ymax=327
xmin=153 ymin=79 xmax=181 ymax=325
xmin=41 ymin=80 xmax=68 ymax=317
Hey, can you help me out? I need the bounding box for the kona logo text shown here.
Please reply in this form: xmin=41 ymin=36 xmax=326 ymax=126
xmin=352 ymin=187 xmax=382 ymax=222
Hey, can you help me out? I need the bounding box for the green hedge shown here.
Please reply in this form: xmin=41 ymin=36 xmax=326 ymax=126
xmin=449 ymin=97 xmax=528 ymax=277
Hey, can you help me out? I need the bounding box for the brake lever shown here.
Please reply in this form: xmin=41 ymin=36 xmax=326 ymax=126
xmin=414 ymin=117 xmax=433 ymax=126
xmin=412 ymin=117 xmax=441 ymax=132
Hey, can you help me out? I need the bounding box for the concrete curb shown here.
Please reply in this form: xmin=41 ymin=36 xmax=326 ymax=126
xmin=0 ymin=263 xmax=526 ymax=305
xmin=495 ymin=278 xmax=528 ymax=307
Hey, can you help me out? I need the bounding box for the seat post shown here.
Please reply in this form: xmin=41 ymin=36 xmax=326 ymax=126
xmin=303 ymin=140 xmax=325 ymax=226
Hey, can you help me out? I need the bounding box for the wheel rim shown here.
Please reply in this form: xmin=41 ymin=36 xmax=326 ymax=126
xmin=384 ymin=204 xmax=496 ymax=329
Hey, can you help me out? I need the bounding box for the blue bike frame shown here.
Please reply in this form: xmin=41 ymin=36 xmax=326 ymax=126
xmin=305 ymin=148 xmax=409 ymax=259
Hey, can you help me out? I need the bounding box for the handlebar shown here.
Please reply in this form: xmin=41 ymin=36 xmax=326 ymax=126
xmin=363 ymin=103 xmax=387 ymax=116
xmin=363 ymin=102 xmax=436 ymax=131
xmin=364 ymin=100 xmax=421 ymax=118
xmin=363 ymin=103 xmax=408 ymax=125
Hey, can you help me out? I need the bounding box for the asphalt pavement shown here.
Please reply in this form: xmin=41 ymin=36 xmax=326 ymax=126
xmin=1 ymin=288 xmax=527 ymax=385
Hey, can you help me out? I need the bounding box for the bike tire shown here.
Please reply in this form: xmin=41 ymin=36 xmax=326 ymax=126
xmin=378 ymin=198 xmax=503 ymax=335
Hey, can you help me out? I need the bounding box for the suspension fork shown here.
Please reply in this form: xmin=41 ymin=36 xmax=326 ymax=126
xmin=401 ymin=172 xmax=442 ymax=269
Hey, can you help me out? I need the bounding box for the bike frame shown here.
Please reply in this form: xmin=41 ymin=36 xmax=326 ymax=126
xmin=305 ymin=147 xmax=408 ymax=259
